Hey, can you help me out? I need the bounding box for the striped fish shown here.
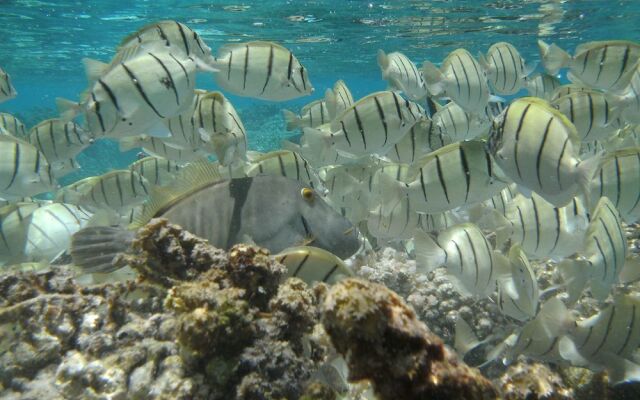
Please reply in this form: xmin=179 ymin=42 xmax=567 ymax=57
xmin=551 ymin=90 xmax=623 ymax=142
xmin=488 ymin=97 xmax=599 ymax=207
xmin=490 ymin=192 xmax=589 ymax=260
xmin=28 ymin=119 xmax=92 ymax=163
xmin=193 ymin=91 xmax=247 ymax=165
xmin=311 ymin=91 xmax=423 ymax=158
xmin=163 ymin=89 xmax=209 ymax=149
xmin=283 ymin=99 xmax=331 ymax=131
xmin=590 ymin=147 xmax=640 ymax=223
xmin=618 ymin=62 xmax=640 ymax=124
xmin=378 ymin=140 xmax=508 ymax=215
xmin=0 ymin=113 xmax=27 ymax=138
xmin=550 ymin=83 xmax=590 ymax=101
xmin=538 ymin=40 xmax=640 ymax=91
xmin=481 ymin=183 xmax=519 ymax=216
xmin=211 ymin=41 xmax=313 ymax=101
xmin=0 ymin=67 xmax=17 ymax=103
xmin=245 ymin=150 xmax=322 ymax=190
xmin=274 ymin=246 xmax=354 ymax=285
xmin=479 ymin=42 xmax=529 ymax=95
xmin=418 ymin=211 xmax=460 ymax=234
xmin=377 ymin=50 xmax=427 ymax=101
xmin=525 ymin=73 xmax=561 ymax=100
xmin=415 ymin=223 xmax=507 ymax=297
xmin=559 ymin=294 xmax=640 ymax=383
xmin=325 ymin=80 xmax=354 ymax=118
xmin=432 ymin=101 xmax=491 ymax=141
xmin=71 ymin=51 xmax=197 ymax=138
xmin=0 ymin=201 xmax=46 ymax=264
xmin=497 ymin=245 xmax=539 ymax=322
xmin=129 ymin=156 xmax=181 ymax=186
xmin=282 ymin=136 xmax=353 ymax=169
xmin=119 ymin=134 xmax=206 ymax=163
xmin=560 ymin=197 xmax=627 ymax=303
xmin=0 ymin=136 xmax=56 ymax=198
xmin=118 ymin=20 xmax=214 ymax=65
xmin=76 ymin=170 xmax=150 ymax=214
xmin=500 ymin=297 xmax=573 ymax=363
xmin=367 ymin=196 xmax=421 ymax=241
xmin=384 ymin=118 xmax=436 ymax=164
xmin=23 ymin=202 xmax=93 ymax=263
xmin=422 ymin=49 xmax=492 ymax=114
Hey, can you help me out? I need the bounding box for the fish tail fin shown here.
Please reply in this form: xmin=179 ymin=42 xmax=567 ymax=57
xmin=324 ymin=88 xmax=338 ymax=118
xmin=477 ymin=51 xmax=491 ymax=72
xmin=373 ymin=171 xmax=405 ymax=215
xmin=377 ymin=49 xmax=390 ymax=75
xmin=301 ymin=127 xmax=332 ymax=156
xmin=538 ymin=40 xmax=570 ymax=75
xmin=558 ymin=336 xmax=590 ymax=366
xmin=82 ymin=57 xmax=109 ymax=86
xmin=56 ymin=97 xmax=81 ymax=122
xmin=558 ymin=258 xmax=590 ymax=305
xmin=594 ymin=352 xmax=640 ymax=385
xmin=70 ymin=226 xmax=134 ymax=273
xmin=194 ymin=58 xmax=220 ymax=74
xmin=620 ymin=256 xmax=640 ymax=284
xmin=281 ymin=139 xmax=301 ymax=153
xmin=422 ymin=61 xmax=445 ymax=97
xmin=414 ymin=229 xmax=446 ymax=272
xmin=282 ymin=109 xmax=301 ymax=131
xmin=576 ymin=152 xmax=603 ymax=211
xmin=454 ymin=317 xmax=480 ymax=357
xmin=537 ymin=296 xmax=574 ymax=338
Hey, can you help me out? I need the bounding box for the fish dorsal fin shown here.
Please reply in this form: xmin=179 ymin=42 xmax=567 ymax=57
xmin=575 ymin=40 xmax=640 ymax=55
xmin=117 ymin=20 xmax=179 ymax=50
xmin=130 ymin=160 xmax=223 ymax=229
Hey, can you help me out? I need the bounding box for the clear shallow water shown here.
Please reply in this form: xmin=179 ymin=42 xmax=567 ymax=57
xmin=1 ymin=0 xmax=640 ymax=178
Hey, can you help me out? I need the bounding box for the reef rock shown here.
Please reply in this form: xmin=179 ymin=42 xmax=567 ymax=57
xmin=498 ymin=362 xmax=574 ymax=400
xmin=321 ymin=277 xmax=499 ymax=400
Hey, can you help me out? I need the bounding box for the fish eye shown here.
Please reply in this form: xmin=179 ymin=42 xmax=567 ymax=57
xmin=301 ymin=188 xmax=314 ymax=203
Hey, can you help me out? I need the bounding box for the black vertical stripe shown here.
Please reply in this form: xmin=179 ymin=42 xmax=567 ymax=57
xmin=175 ymin=22 xmax=190 ymax=56
xmin=149 ymin=53 xmax=180 ymax=105
xmin=121 ymin=63 xmax=164 ymax=118
xmin=595 ymin=45 xmax=608 ymax=84
xmin=243 ymin=45 xmax=250 ymax=90
xmin=591 ymin=306 xmax=616 ymax=356
xmin=98 ymin=79 xmax=120 ymax=111
xmin=513 ymin=103 xmax=532 ymax=180
xmin=227 ymin=51 xmax=233 ymax=80
xmin=5 ymin=142 xmax=19 ymax=190
xmin=373 ymin=96 xmax=388 ymax=146
xmin=556 ymin=137 xmax=569 ymax=191
xmin=322 ymin=264 xmax=340 ymax=282
xmin=292 ymin=253 xmax=310 ymax=277
xmin=613 ymin=45 xmax=631 ymax=86
xmin=435 ymin=155 xmax=449 ymax=203
xmin=261 ymin=45 xmax=274 ymax=94
xmin=536 ymin=117 xmax=554 ymax=189
xmin=353 ymin=107 xmax=367 ymax=150
xmin=169 ymin=53 xmax=191 ymax=86
xmin=340 ymin=121 xmax=352 ymax=147
xmin=617 ymin=305 xmax=636 ymax=355
xmin=459 ymin=145 xmax=471 ymax=202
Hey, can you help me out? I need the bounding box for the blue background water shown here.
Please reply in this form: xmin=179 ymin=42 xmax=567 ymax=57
xmin=1 ymin=0 xmax=639 ymax=182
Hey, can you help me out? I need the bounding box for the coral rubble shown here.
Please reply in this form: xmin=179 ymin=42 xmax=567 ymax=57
xmin=321 ymin=277 xmax=499 ymax=400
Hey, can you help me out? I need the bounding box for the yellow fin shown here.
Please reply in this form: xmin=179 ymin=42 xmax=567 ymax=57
xmin=130 ymin=160 xmax=223 ymax=229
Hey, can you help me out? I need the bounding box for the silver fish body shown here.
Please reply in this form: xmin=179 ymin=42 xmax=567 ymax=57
xmin=377 ymin=50 xmax=427 ymax=101
xmin=212 ymin=41 xmax=313 ymax=101
xmin=480 ymin=42 xmax=528 ymax=95
xmin=83 ymin=51 xmax=197 ymax=138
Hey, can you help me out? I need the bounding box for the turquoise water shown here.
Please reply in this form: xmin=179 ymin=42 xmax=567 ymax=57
xmin=2 ymin=0 xmax=640 ymax=181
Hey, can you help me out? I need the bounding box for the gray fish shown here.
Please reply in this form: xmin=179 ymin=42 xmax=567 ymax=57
xmin=0 ymin=67 xmax=17 ymax=103
xmin=71 ymin=162 xmax=360 ymax=272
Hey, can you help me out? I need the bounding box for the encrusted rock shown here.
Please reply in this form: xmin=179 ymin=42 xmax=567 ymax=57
xmin=498 ymin=362 xmax=574 ymax=400
xmin=321 ymin=277 xmax=499 ymax=400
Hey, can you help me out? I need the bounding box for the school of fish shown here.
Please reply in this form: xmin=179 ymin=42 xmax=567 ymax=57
xmin=1 ymin=20 xmax=640 ymax=383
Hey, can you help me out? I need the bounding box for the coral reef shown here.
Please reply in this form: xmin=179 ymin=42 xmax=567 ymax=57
xmin=497 ymin=362 xmax=574 ymax=400
xmin=0 ymin=219 xmax=325 ymax=399
xmin=321 ymin=277 xmax=499 ymax=400
xmin=355 ymin=247 xmax=514 ymax=344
